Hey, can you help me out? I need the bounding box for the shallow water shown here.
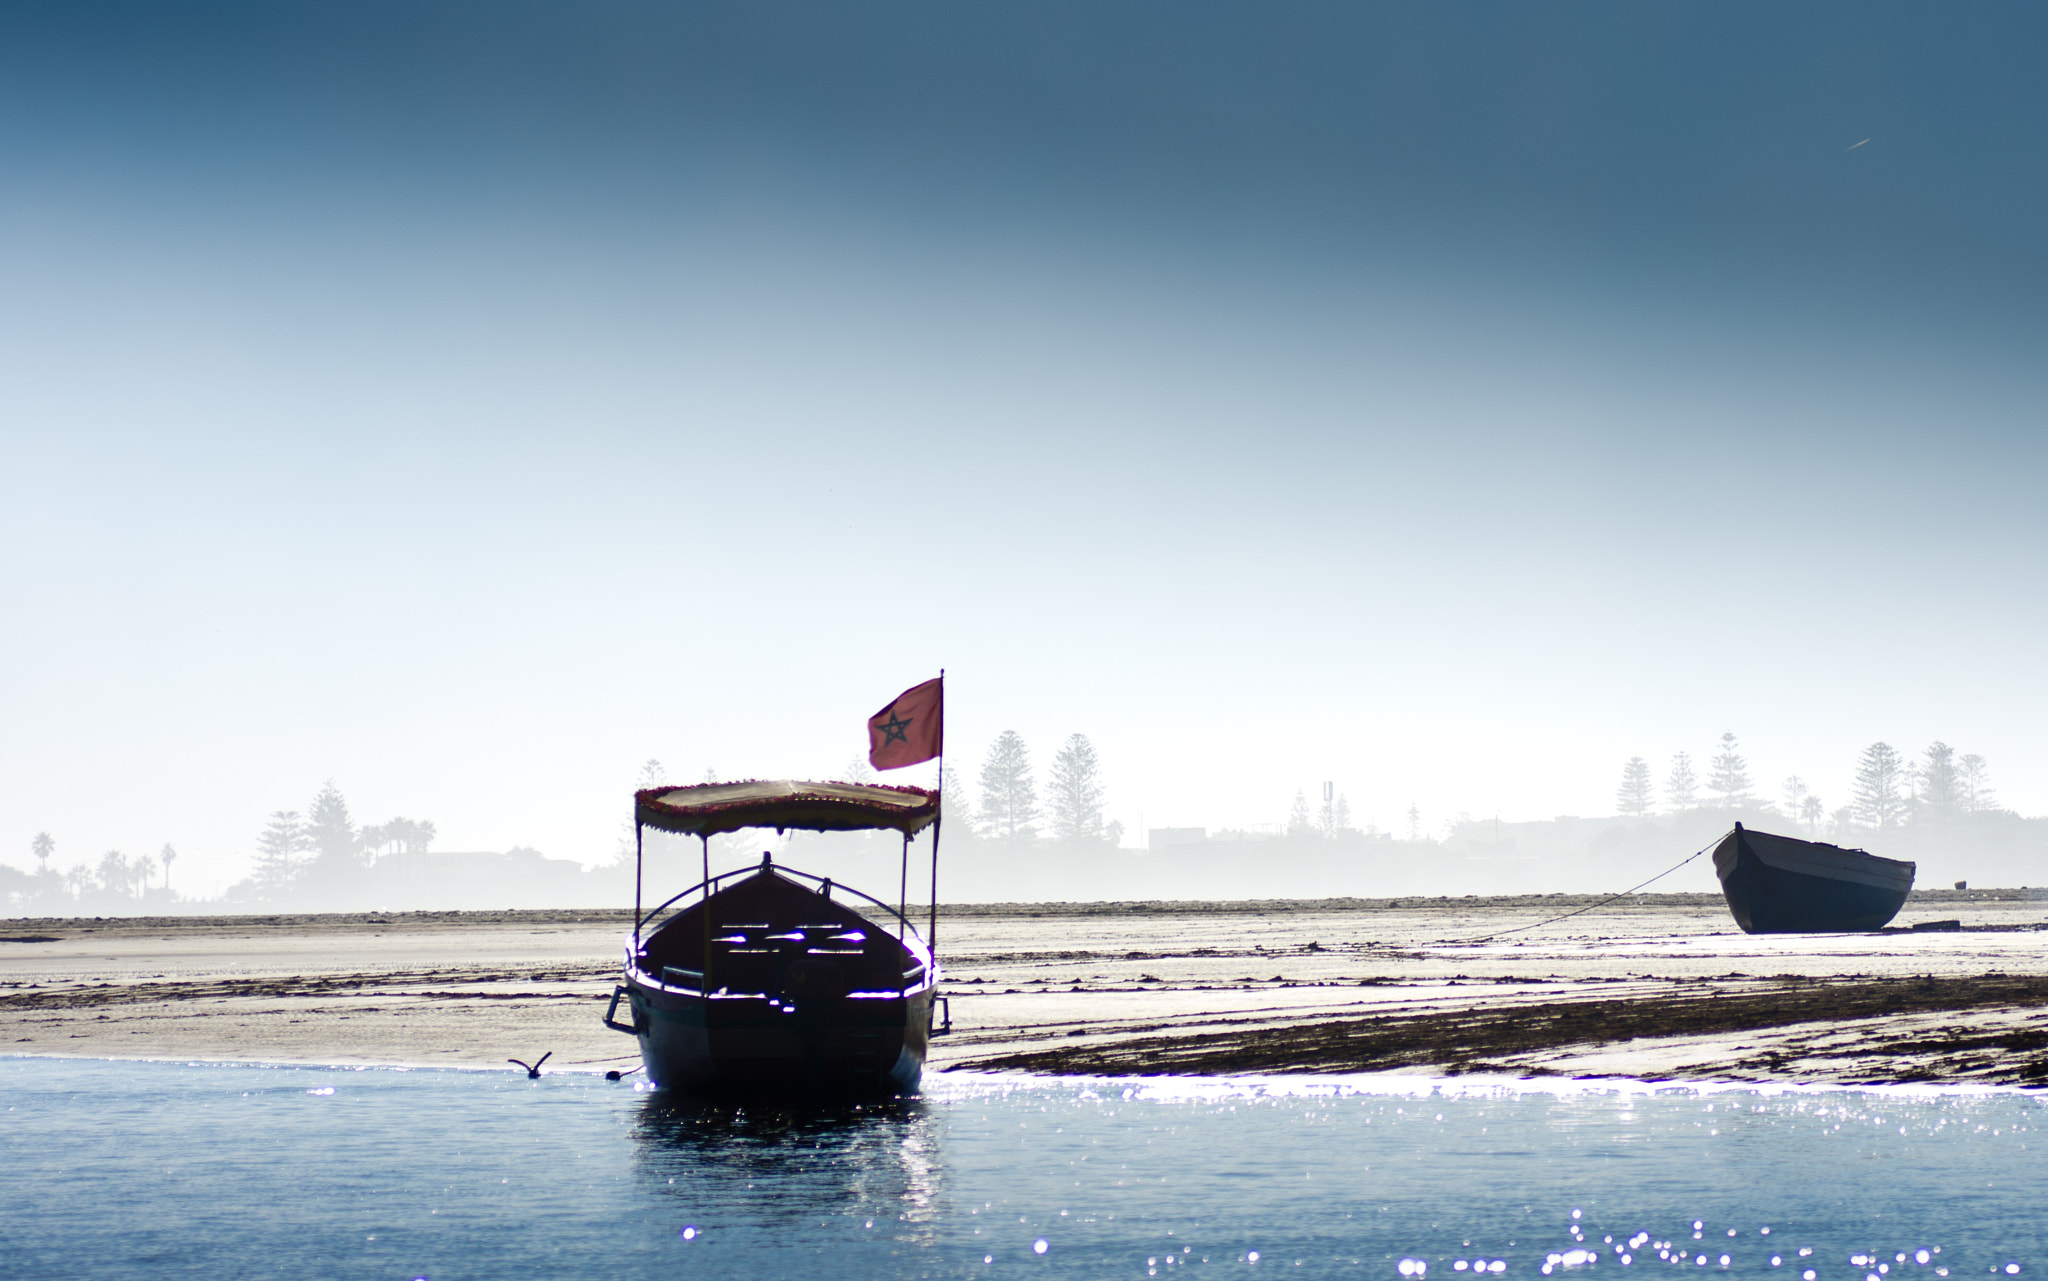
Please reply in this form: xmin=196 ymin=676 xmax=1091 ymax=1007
xmin=0 ymin=1057 xmax=2037 ymax=1280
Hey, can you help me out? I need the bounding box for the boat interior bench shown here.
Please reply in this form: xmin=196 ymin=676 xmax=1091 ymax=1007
xmin=639 ymin=874 xmax=922 ymax=998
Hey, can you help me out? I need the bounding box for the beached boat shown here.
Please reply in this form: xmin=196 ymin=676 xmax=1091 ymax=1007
xmin=603 ymin=779 xmax=947 ymax=1095
xmin=1712 ymin=822 xmax=1915 ymax=933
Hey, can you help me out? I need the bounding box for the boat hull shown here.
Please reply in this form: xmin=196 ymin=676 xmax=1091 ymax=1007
xmin=1713 ymin=825 xmax=1914 ymax=933
xmin=625 ymin=971 xmax=933 ymax=1096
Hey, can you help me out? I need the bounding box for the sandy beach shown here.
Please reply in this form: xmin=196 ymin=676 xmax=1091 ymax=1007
xmin=2 ymin=890 xmax=2043 ymax=1086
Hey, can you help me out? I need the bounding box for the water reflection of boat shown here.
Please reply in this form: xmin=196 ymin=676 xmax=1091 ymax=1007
xmin=630 ymin=1093 xmax=943 ymax=1242
xmin=1712 ymin=822 xmax=1915 ymax=933
xmin=604 ymin=780 xmax=945 ymax=1096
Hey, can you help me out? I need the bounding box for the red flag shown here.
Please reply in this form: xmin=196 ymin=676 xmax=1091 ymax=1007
xmin=867 ymin=677 xmax=943 ymax=771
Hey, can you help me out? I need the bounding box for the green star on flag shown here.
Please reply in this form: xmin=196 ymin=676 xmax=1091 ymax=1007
xmin=867 ymin=677 xmax=943 ymax=770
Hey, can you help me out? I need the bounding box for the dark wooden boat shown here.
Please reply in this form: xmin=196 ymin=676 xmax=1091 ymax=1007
xmin=1712 ymin=822 xmax=1915 ymax=933
xmin=603 ymin=779 xmax=947 ymax=1096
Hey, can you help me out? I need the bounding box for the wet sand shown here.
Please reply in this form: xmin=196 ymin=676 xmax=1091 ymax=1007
xmin=2 ymin=891 xmax=2043 ymax=1086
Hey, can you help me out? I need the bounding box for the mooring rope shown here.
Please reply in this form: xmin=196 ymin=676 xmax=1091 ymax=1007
xmin=1454 ymin=835 xmax=1722 ymax=945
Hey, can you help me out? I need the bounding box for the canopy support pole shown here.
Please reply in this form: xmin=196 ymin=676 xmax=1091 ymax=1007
xmin=928 ymin=766 xmax=942 ymax=956
xmin=929 ymin=668 xmax=945 ymax=956
xmin=633 ymin=819 xmax=644 ymax=953
xmin=701 ymin=834 xmax=712 ymax=992
xmin=899 ymin=832 xmax=909 ymax=932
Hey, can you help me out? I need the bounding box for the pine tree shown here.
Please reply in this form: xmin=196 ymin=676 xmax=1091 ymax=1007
xmin=1959 ymin=754 xmax=1996 ymax=812
xmin=254 ymin=811 xmax=306 ymax=893
xmin=1406 ymin=803 xmax=1421 ymax=842
xmin=1616 ymin=758 xmax=1654 ymax=817
xmin=939 ymin=764 xmax=973 ymax=834
xmin=1828 ymin=805 xmax=1854 ymax=840
xmin=638 ymin=759 xmax=667 ymax=789
xmin=1707 ymin=732 xmax=1753 ymax=808
xmin=1665 ymin=753 xmax=1698 ymax=811
xmin=304 ymin=781 xmax=361 ymax=870
xmin=1781 ymin=775 xmax=1810 ymax=819
xmin=842 ymin=755 xmax=876 ymax=785
xmin=1287 ymin=790 xmax=1314 ymax=838
xmin=1046 ymin=734 xmax=1108 ymax=844
xmin=1917 ymin=742 xmax=1960 ymax=821
xmin=1334 ymin=793 xmax=1352 ymax=834
xmin=1851 ymin=742 xmax=1905 ymax=830
xmin=976 ymin=732 xmax=1039 ymax=843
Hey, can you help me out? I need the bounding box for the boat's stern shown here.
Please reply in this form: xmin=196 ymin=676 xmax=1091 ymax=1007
xmin=607 ymin=866 xmax=940 ymax=1094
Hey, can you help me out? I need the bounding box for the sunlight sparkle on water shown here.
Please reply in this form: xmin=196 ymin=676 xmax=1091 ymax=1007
xmin=0 ymin=1061 xmax=2039 ymax=1279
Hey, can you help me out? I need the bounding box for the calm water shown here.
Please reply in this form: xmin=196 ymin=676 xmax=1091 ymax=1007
xmin=0 ymin=1057 xmax=2038 ymax=1280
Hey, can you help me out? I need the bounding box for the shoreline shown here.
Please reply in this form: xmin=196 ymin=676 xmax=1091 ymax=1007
xmin=3 ymin=883 xmax=2040 ymax=931
xmin=6 ymin=1050 xmax=2046 ymax=1099
xmin=3 ymin=895 xmax=2043 ymax=1086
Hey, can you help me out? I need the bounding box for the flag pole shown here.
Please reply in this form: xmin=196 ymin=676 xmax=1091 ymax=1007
xmin=928 ymin=668 xmax=944 ymax=955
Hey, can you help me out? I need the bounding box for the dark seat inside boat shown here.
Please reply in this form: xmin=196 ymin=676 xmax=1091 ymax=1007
xmin=638 ymin=869 xmax=920 ymax=998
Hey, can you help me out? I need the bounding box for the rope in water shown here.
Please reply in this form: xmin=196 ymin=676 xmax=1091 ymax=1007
xmin=1455 ymin=835 xmax=1722 ymax=945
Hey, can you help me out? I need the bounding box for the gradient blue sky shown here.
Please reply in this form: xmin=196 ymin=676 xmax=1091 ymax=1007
xmin=3 ymin=3 xmax=2045 ymax=891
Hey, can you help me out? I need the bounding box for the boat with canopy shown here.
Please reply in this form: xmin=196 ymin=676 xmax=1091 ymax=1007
xmin=603 ymin=778 xmax=948 ymax=1094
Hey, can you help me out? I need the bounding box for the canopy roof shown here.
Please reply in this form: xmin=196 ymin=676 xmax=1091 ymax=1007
xmin=635 ymin=779 xmax=939 ymax=838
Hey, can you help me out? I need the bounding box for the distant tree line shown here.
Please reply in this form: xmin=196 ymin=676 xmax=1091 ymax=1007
xmin=242 ymin=780 xmax=436 ymax=899
xmin=962 ymin=738 xmax=1374 ymax=848
xmin=0 ymin=832 xmax=179 ymax=914
xmin=950 ymin=731 xmax=1125 ymax=847
xmin=1280 ymin=784 xmax=1360 ymax=842
xmin=1614 ymin=733 xmax=2002 ymax=839
xmin=0 ymin=781 xmax=441 ymax=914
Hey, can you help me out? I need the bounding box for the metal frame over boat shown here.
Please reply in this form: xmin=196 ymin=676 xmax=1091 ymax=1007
xmin=1712 ymin=821 xmax=1915 ymax=933
xmin=603 ymin=779 xmax=948 ymax=1095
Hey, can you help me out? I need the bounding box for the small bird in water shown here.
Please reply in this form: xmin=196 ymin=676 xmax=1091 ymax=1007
xmin=509 ymin=1052 xmax=552 ymax=1079
xmin=605 ymin=1065 xmax=642 ymax=1082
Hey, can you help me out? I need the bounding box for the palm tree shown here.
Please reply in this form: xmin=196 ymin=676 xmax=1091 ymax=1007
xmin=98 ymin=850 xmax=130 ymax=898
xmin=1798 ymin=794 xmax=1824 ymax=837
xmin=159 ymin=844 xmax=178 ymax=894
xmin=32 ymin=832 xmax=54 ymax=876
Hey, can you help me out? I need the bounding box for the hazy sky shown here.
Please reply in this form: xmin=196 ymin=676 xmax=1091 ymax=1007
xmin=4 ymin=3 xmax=2045 ymax=891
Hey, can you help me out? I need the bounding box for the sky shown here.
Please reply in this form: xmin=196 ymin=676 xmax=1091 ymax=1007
xmin=3 ymin=2 xmax=2046 ymax=893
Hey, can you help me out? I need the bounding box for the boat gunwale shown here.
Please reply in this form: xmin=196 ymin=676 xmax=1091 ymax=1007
xmin=1714 ymin=825 xmax=1916 ymax=895
xmin=623 ymin=950 xmax=940 ymax=1004
xmin=635 ymin=861 xmax=936 ymax=960
xmin=625 ymin=861 xmax=939 ymax=1007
